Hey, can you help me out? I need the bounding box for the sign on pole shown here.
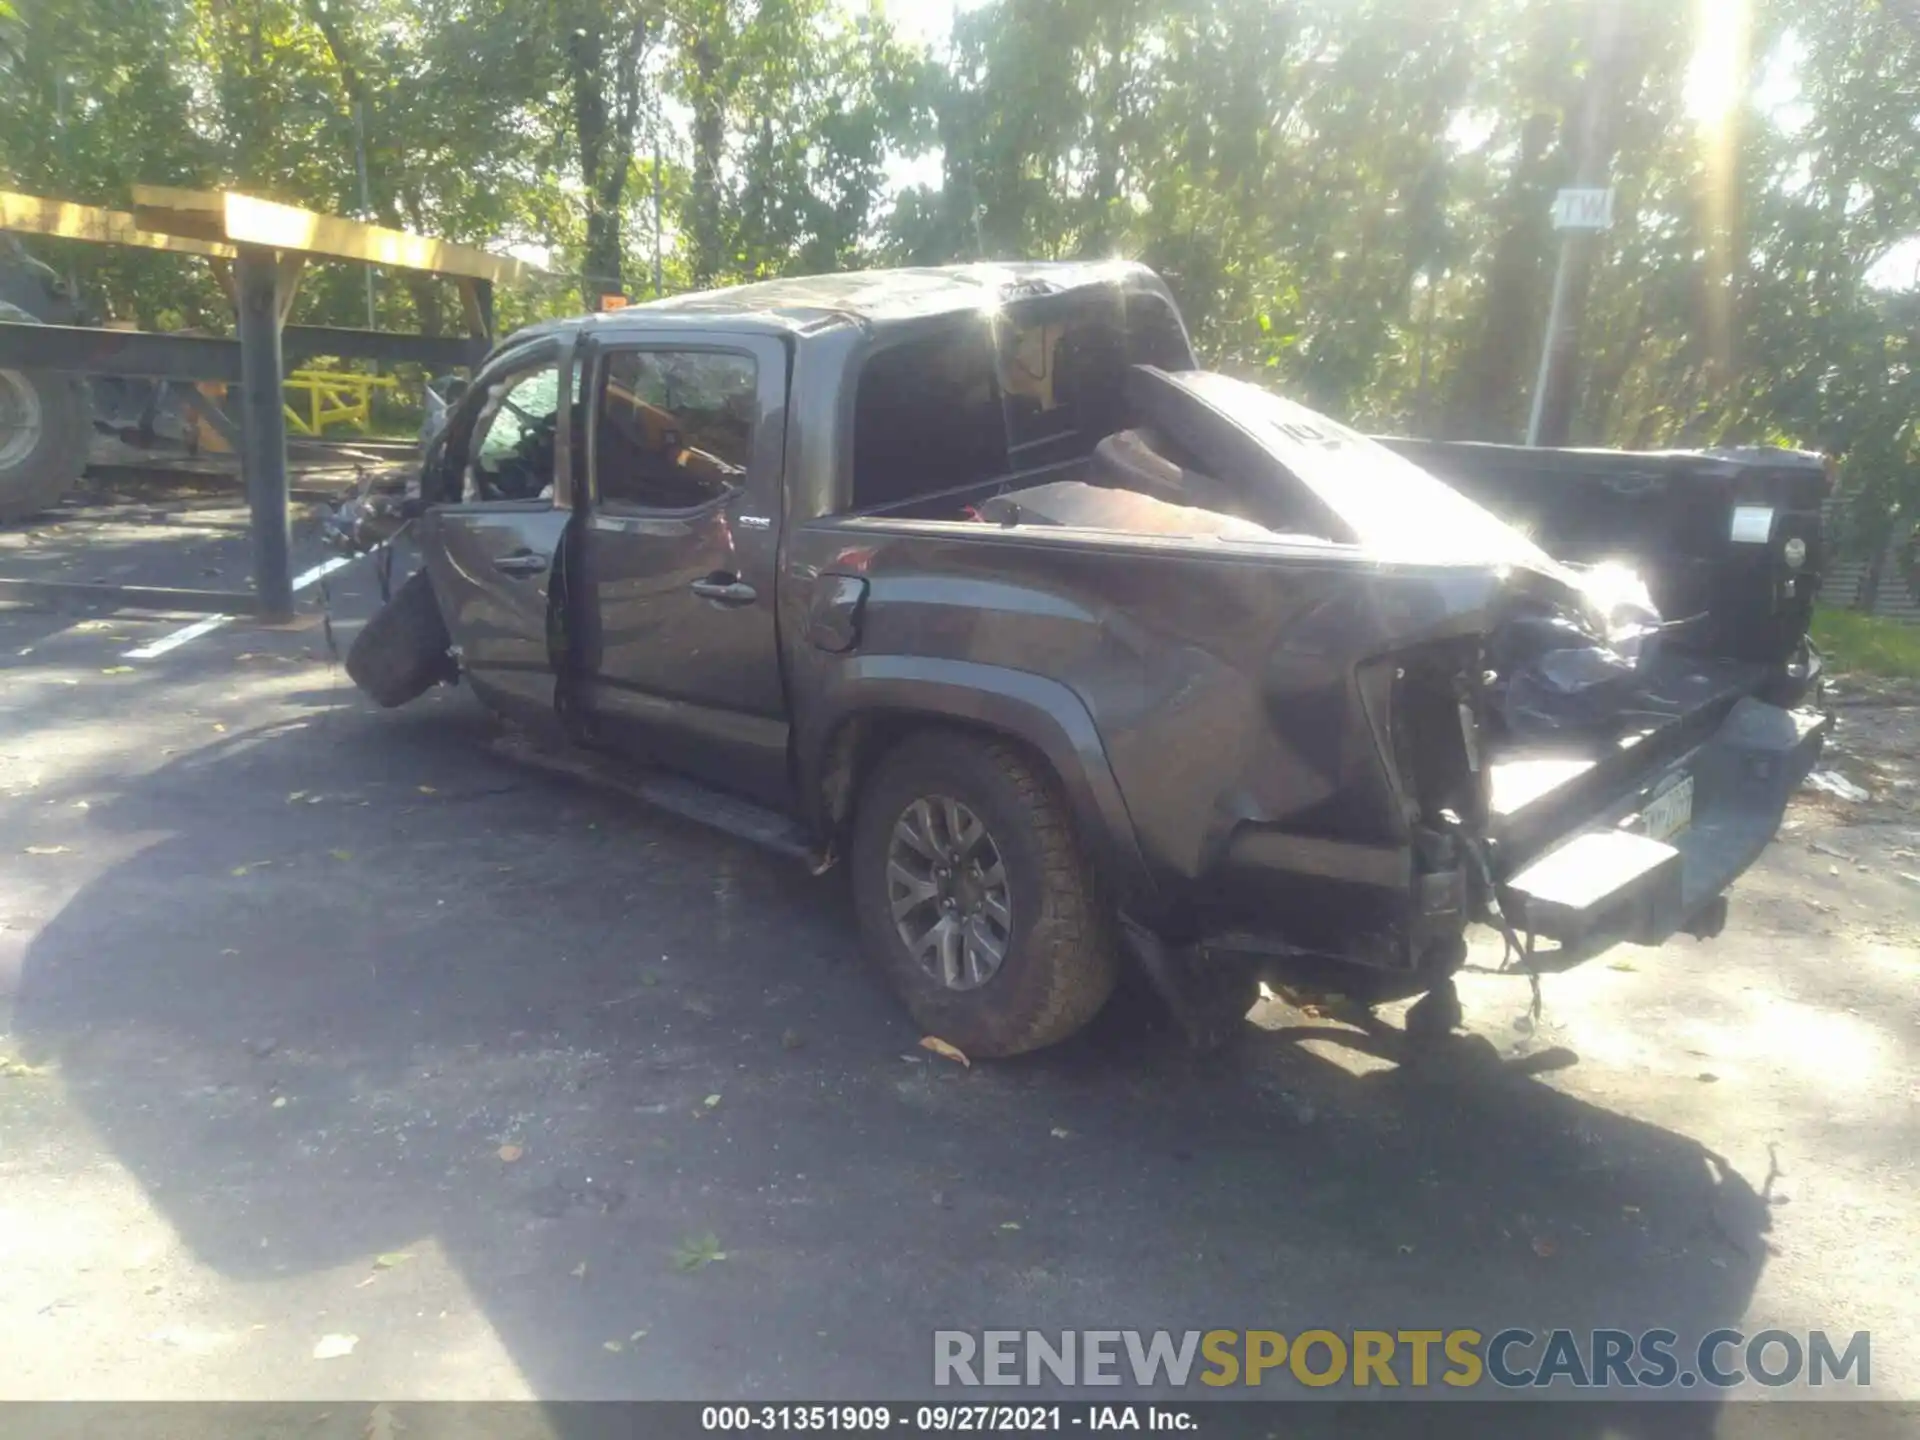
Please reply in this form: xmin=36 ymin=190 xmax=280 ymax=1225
xmin=1551 ymin=187 xmax=1615 ymax=231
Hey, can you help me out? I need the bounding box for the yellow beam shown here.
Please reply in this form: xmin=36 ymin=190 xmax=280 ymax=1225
xmin=126 ymin=184 xmax=226 ymax=243
xmin=0 ymin=190 xmax=236 ymax=258
xmin=131 ymin=185 xmax=538 ymax=286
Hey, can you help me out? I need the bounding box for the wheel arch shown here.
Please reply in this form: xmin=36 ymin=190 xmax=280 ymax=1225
xmin=798 ymin=657 xmax=1156 ymax=912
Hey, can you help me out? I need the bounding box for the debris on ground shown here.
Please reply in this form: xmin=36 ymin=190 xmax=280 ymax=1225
xmin=312 ymin=1333 xmax=359 ymax=1360
xmin=1805 ymin=771 xmax=1871 ymax=804
xmin=672 ymin=1233 xmax=727 ymax=1271
xmin=920 ymin=1036 xmax=970 ymax=1068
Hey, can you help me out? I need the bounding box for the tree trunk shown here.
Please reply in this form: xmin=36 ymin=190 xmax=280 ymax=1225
xmin=690 ymin=34 xmax=726 ymax=290
xmin=1444 ymin=111 xmax=1558 ymax=440
xmin=569 ymin=7 xmax=621 ymax=307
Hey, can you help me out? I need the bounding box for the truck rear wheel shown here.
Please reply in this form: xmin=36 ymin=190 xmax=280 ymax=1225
xmin=346 ymin=569 xmax=457 ymax=707
xmin=0 ymin=303 xmax=90 ymax=525
xmin=851 ymin=730 xmax=1116 ymax=1057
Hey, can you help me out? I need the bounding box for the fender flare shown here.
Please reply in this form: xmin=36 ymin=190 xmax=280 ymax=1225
xmin=798 ymin=656 xmax=1158 ymax=912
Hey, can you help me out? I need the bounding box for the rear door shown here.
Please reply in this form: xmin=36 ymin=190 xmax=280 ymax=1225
xmin=575 ymin=331 xmax=791 ymax=803
xmin=421 ymin=337 xmax=577 ymax=728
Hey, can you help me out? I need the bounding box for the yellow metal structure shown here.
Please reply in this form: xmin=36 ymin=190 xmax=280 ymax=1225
xmin=281 ymin=369 xmax=398 ymax=436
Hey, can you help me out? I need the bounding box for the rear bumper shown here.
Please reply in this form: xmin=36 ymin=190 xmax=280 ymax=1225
xmin=1500 ymin=696 xmax=1828 ymax=953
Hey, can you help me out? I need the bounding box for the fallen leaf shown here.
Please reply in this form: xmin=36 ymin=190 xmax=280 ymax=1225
xmin=672 ymin=1232 xmax=727 ymax=1271
xmin=1606 ymin=959 xmax=1638 ymax=973
xmin=330 ymin=849 xmax=354 ymax=862
xmin=1531 ymin=1237 xmax=1557 ymax=1258
xmin=570 ymin=1262 xmax=588 ymax=1279
xmin=418 ymin=785 xmax=437 ymax=795
xmin=231 ymin=865 xmax=252 ymax=877
xmin=703 ymin=1094 xmax=721 ymax=1109
xmin=271 ymin=1096 xmax=288 ymax=1109
xmin=0 ymin=1057 xmax=50 ymax=1078
xmin=920 ymin=1035 xmax=971 ymax=1068
xmin=23 ymin=845 xmax=70 ymax=856
xmin=1050 ymin=1127 xmax=1071 ymax=1139
xmin=997 ymin=1221 xmax=1022 ymax=1232
xmin=212 ymin=723 xmax=227 ymax=734
xmin=1622 ymin=1205 xmax=1642 ymax=1216
xmin=1697 ymin=1072 xmax=1720 ymax=1084
xmin=373 ymin=1252 xmax=412 ymax=1270
xmin=497 ymin=1144 xmax=524 ymax=1163
xmin=287 ymin=791 xmax=309 ymax=804
xmin=312 ymin=1333 xmax=359 ymax=1360
xmin=630 ymin=1329 xmax=649 ymax=1343
xmin=602 ymin=1340 xmax=624 ymax=1353
xmin=100 ymin=666 xmax=134 ymax=675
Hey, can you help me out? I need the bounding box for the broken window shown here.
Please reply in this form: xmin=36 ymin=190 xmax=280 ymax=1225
xmin=467 ymin=360 xmax=578 ymax=502
xmin=994 ymin=289 xmax=1188 ymax=469
xmin=847 ymin=286 xmax=1194 ymax=514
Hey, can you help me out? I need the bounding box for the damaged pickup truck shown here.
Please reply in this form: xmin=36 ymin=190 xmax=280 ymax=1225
xmin=335 ymin=261 xmax=1830 ymax=1056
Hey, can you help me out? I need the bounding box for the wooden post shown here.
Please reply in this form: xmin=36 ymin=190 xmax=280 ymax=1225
xmin=235 ymin=245 xmax=294 ymax=621
xmin=458 ymin=276 xmax=494 ymax=370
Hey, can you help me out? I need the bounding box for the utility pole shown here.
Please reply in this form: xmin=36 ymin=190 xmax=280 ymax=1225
xmin=1525 ymin=0 xmax=1624 ymax=447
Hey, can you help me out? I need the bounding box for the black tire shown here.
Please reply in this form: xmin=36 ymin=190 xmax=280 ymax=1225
xmin=851 ymin=729 xmax=1116 ymax=1057
xmin=0 ymin=302 xmax=90 ymax=525
xmin=346 ymin=569 xmax=457 ymax=708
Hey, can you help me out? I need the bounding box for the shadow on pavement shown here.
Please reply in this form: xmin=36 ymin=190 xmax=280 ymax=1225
xmin=9 ymin=697 xmax=1772 ymax=1424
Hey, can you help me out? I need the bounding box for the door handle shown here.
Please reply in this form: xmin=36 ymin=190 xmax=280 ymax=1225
xmin=690 ymin=575 xmax=758 ymax=605
xmin=494 ymin=550 xmax=548 ymax=575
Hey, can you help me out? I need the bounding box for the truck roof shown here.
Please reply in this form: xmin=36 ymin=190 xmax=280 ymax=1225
xmin=513 ymin=260 xmax=1168 ymax=346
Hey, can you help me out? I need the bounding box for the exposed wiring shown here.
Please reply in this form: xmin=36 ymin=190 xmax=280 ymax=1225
xmin=1456 ymin=827 xmax=1543 ymax=1024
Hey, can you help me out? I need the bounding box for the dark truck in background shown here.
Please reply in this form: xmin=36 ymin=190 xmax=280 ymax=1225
xmin=337 ymin=260 xmax=1829 ymax=1056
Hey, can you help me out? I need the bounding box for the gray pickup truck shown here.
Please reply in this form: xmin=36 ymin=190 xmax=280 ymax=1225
xmin=341 ymin=260 xmax=1828 ymax=1056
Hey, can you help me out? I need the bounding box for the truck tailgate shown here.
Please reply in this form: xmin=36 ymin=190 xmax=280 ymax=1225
xmin=1492 ymin=691 xmax=1827 ymax=950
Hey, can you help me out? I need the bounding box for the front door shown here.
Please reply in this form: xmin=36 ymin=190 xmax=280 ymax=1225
xmin=576 ymin=332 xmax=790 ymax=804
xmin=422 ymin=339 xmax=576 ymax=728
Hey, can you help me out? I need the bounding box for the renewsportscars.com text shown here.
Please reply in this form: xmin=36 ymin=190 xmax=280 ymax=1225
xmin=933 ymin=1328 xmax=1871 ymax=1391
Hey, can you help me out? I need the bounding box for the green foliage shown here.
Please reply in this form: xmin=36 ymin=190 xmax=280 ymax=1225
xmin=2 ymin=0 xmax=1917 ymax=543
xmin=1814 ymin=607 xmax=1920 ymax=680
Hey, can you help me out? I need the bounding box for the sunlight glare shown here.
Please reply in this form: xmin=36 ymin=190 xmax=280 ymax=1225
xmin=1684 ymin=0 xmax=1746 ymax=126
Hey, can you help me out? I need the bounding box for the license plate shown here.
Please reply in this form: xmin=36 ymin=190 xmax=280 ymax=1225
xmin=1643 ymin=774 xmax=1694 ymax=842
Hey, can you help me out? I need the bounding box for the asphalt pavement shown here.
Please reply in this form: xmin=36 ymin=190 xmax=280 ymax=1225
xmin=1 ymin=490 xmax=1916 ymax=1419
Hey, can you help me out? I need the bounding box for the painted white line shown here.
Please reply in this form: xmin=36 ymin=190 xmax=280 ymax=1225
xmin=124 ymin=613 xmax=229 ymax=659
xmin=123 ymin=550 xmax=377 ymax=660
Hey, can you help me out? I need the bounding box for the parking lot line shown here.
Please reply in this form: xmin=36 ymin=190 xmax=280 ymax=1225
xmin=123 ymin=551 xmax=371 ymax=660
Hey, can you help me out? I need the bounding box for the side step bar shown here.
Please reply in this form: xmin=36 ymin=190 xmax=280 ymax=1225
xmin=490 ymin=731 xmax=821 ymax=863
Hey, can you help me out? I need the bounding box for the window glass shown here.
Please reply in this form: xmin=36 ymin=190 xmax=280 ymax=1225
xmin=850 ymin=318 xmax=1007 ymax=510
xmin=466 ymin=360 xmax=578 ymax=501
xmin=847 ymin=288 xmax=1195 ymax=513
xmin=595 ymin=350 xmax=757 ymax=511
xmin=995 ymin=290 xmax=1191 ymax=465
